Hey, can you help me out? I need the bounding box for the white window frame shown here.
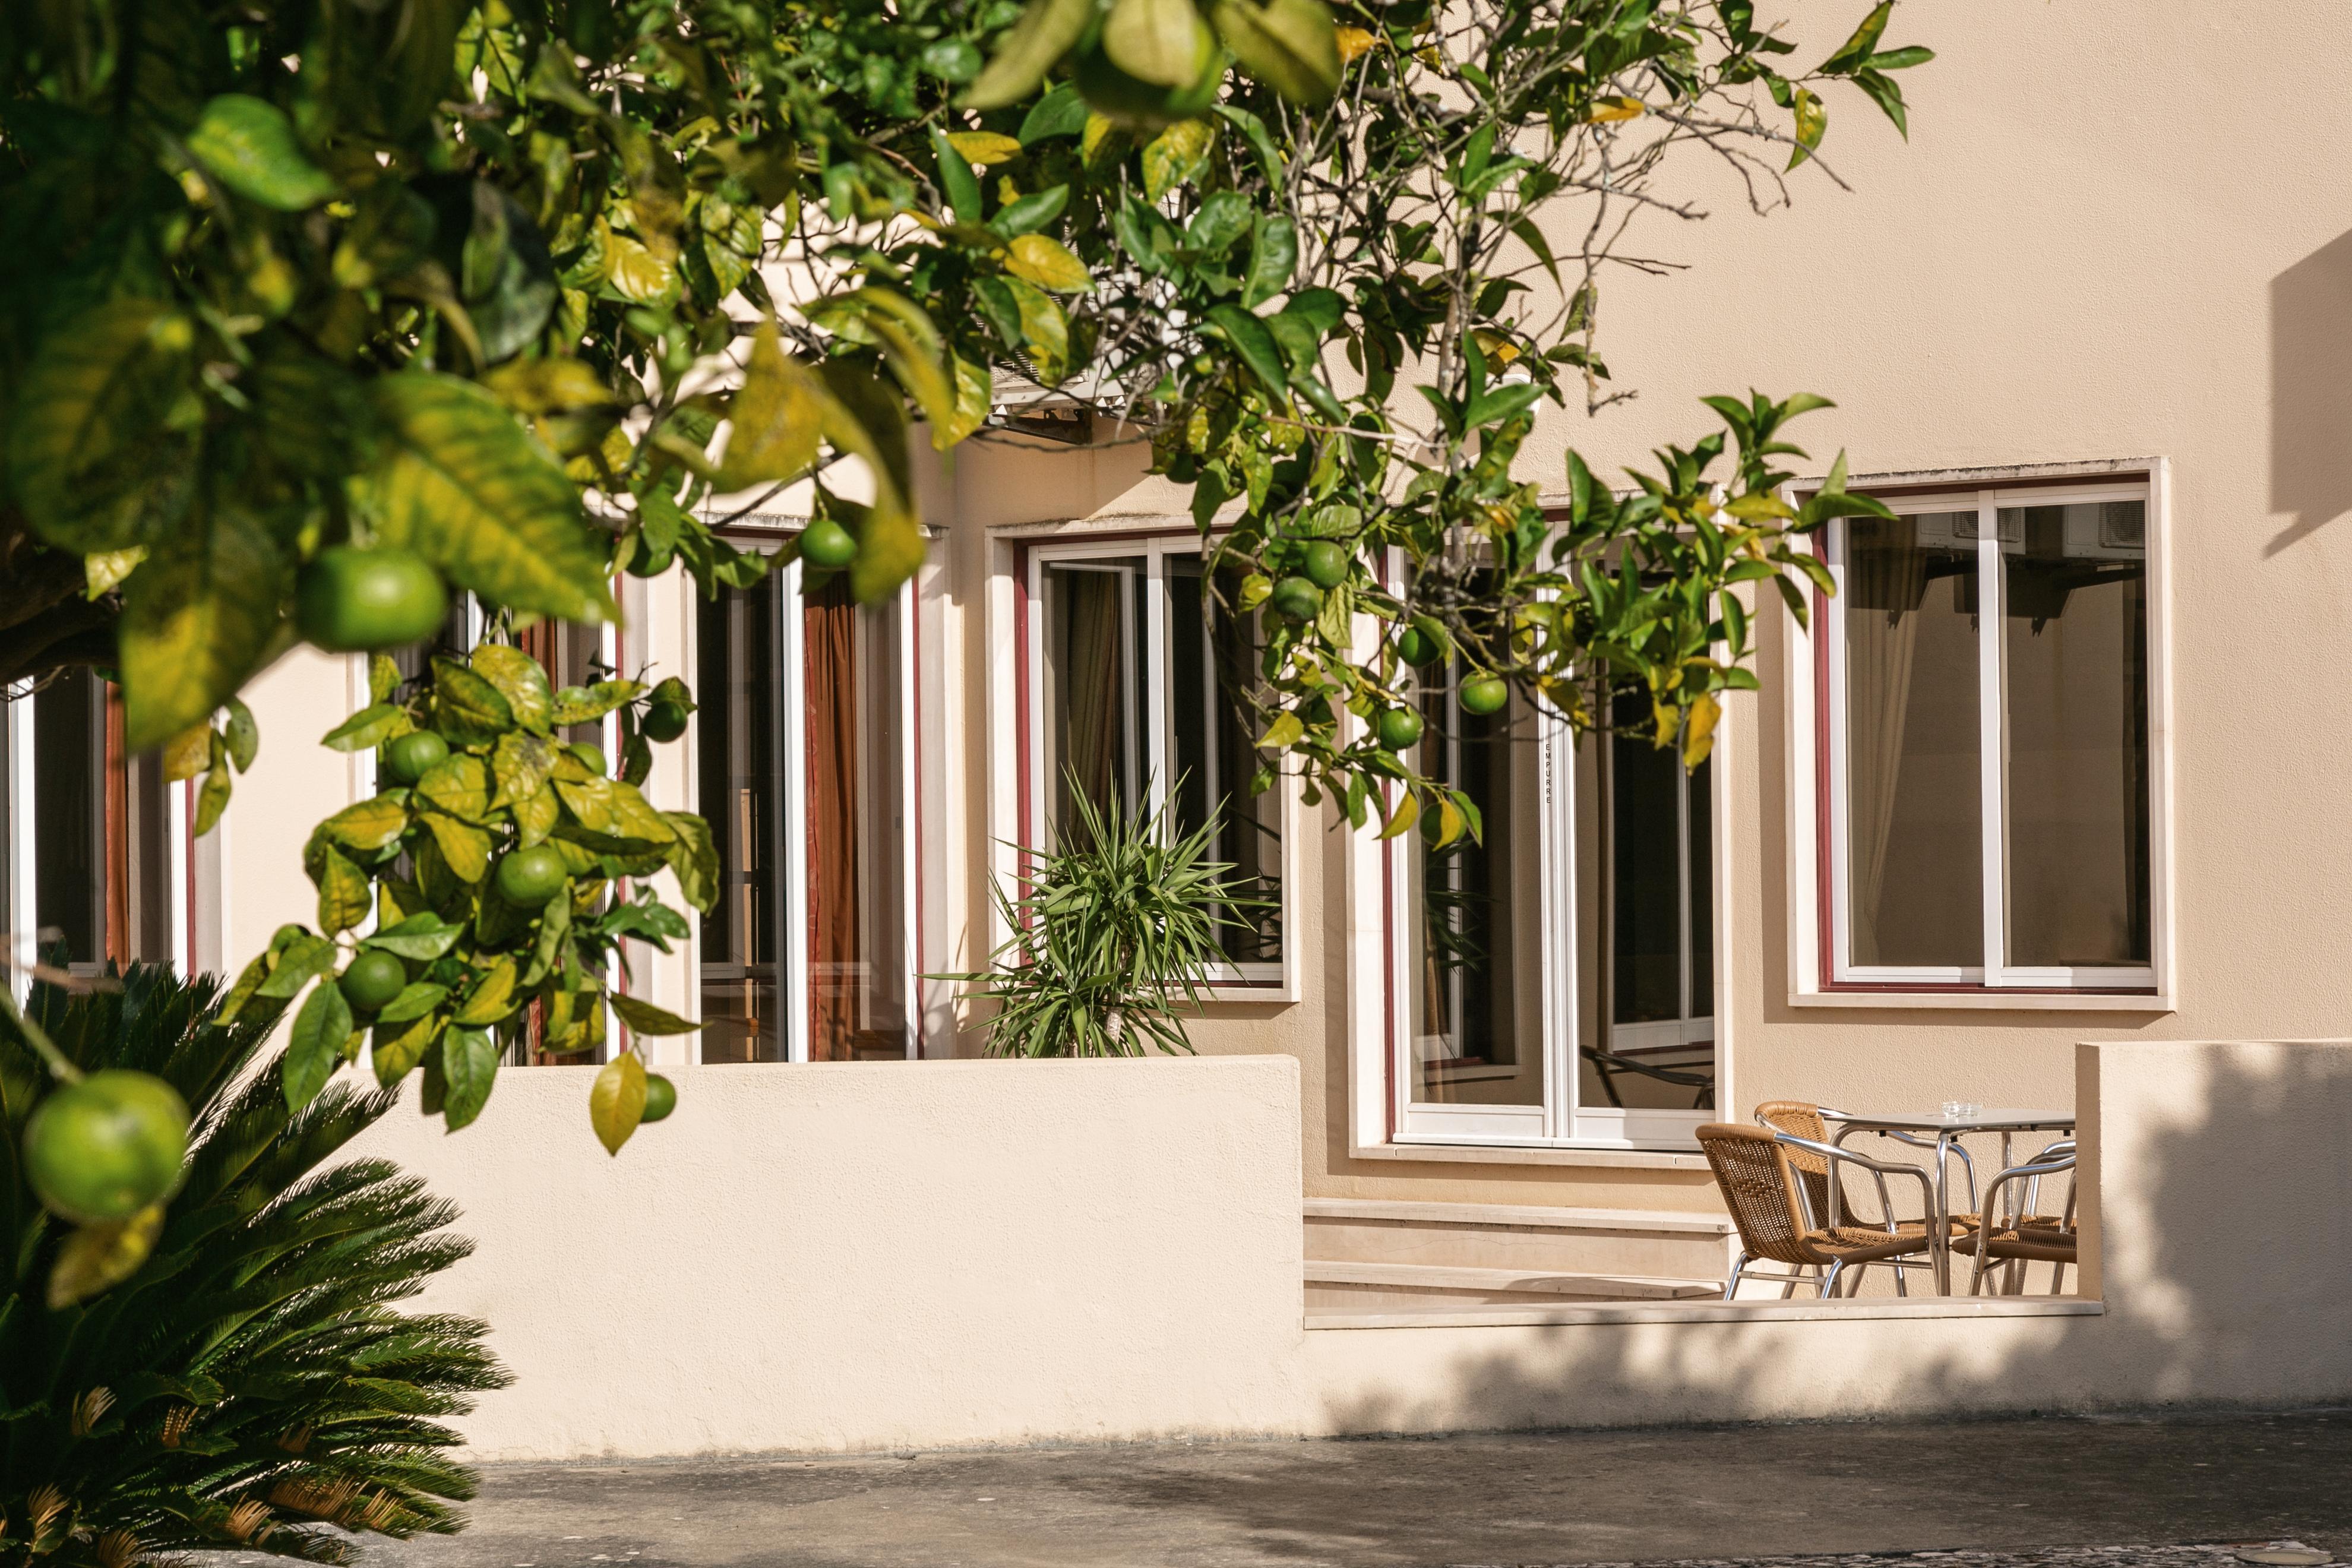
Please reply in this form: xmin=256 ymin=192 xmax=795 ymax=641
xmin=689 ymin=543 xmax=922 ymax=1064
xmin=1017 ymin=532 xmax=1302 ymax=999
xmin=1786 ymin=461 xmax=2175 ymax=1009
xmin=1598 ymin=731 xmax=1716 ymax=1058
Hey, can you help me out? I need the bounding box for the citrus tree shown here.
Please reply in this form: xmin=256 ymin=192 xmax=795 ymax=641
xmin=0 ymin=0 xmax=1928 ymax=1256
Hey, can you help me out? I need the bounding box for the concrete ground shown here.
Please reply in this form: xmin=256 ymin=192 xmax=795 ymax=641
xmin=362 ymin=1408 xmax=2352 ymax=1568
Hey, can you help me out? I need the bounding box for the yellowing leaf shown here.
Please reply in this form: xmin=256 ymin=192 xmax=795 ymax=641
xmin=185 ymin=94 xmax=339 ymax=210
xmin=600 ymin=221 xmax=679 ymax=304
xmin=590 ymin=1051 xmax=648 ymax=1155
xmin=1377 ymin=788 xmax=1421 ymax=840
xmin=118 ymin=502 xmax=286 ymax=753
xmin=1003 ymin=233 xmax=1091 ymax=293
xmin=48 ymin=1206 xmax=165 ymax=1309
xmin=84 ymin=546 xmax=146 ymax=597
xmin=6 ymin=299 xmax=195 ymax=554
xmin=471 ymin=644 xmax=556 ymax=735
xmin=1723 ymin=492 xmax=1796 ymax=521
xmin=717 ymin=323 xmax=824 ymax=492
xmin=1588 ymin=95 xmax=1646 ymax=122
xmin=416 ymin=753 xmax=492 ymax=822
xmin=1256 ymin=712 xmax=1304 ymax=751
xmin=963 ymin=0 xmax=1095 ymax=109
xmin=946 ymin=131 xmax=1026 ymax=165
xmin=163 ymin=725 xmax=211 ymax=783
xmin=612 ymin=994 xmax=708 ymax=1036
xmin=320 ymin=794 xmax=410 ymax=852
xmin=359 ymin=373 xmax=615 ymax=624
xmin=1788 ymin=87 xmax=1826 ymax=169
xmin=1103 ymin=0 xmax=1215 ymax=88
xmin=1434 ymin=796 xmax=1467 ymax=848
xmin=453 ymin=957 xmax=519 ymax=1026
xmin=1141 ymin=119 xmax=1214 ymax=200
xmin=423 ymin=812 xmax=492 ymax=884
xmin=1682 ymin=692 xmax=1722 ymax=769
xmin=1333 ymin=25 xmax=1375 ymax=62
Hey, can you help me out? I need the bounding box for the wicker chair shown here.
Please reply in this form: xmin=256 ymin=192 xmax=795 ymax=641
xmin=1697 ymin=1123 xmax=1940 ymax=1300
xmin=1953 ymin=1146 xmax=2079 ymax=1295
xmin=1754 ymin=1099 xmax=1978 ymax=1238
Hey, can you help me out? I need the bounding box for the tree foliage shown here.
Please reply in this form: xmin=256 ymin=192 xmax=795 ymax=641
xmin=2 ymin=0 xmax=1923 ymax=809
xmin=0 ymin=966 xmax=504 ymax=1566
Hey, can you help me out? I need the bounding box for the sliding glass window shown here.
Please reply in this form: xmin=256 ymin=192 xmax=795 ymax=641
xmin=1823 ymin=486 xmax=2154 ymax=990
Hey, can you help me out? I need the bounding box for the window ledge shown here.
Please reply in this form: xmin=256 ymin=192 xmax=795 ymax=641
xmin=1304 ymin=1295 xmax=2103 ymax=1330
xmin=1353 ymin=1140 xmax=1711 ymax=1172
xmin=1788 ymin=988 xmax=2176 ymax=1013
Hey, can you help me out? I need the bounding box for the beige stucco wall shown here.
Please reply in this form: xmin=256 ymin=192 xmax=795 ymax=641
xmin=324 ymin=1041 xmax=2346 ymax=1458
xmin=348 ymin=1055 xmax=1308 ymax=1460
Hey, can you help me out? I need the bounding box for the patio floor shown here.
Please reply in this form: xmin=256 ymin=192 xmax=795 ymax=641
xmin=359 ymin=1407 xmax=2352 ymax=1568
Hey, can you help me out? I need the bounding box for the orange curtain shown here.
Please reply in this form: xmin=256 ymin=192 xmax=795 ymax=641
xmin=804 ymin=581 xmax=860 ymax=1060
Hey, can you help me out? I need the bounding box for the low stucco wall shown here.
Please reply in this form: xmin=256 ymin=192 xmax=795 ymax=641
xmin=352 ymin=1042 xmax=2352 ymax=1459
xmin=351 ymin=1056 xmax=1307 ymax=1459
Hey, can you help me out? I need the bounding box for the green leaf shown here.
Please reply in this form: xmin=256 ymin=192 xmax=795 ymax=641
xmin=48 ymin=1206 xmax=164 ymax=1310
xmin=371 ymin=1013 xmax=440 ymax=1086
xmin=1243 ymin=218 xmax=1299 ymax=308
xmin=323 ymin=702 xmax=413 ymax=753
xmin=663 ymin=811 xmax=721 ymax=914
xmin=1000 ymin=277 xmax=1070 ymax=384
xmin=452 ymin=956 xmax=519 ymax=1026
xmin=432 ymin=655 xmax=515 ymax=745
xmin=441 ymin=1028 xmax=500 ymax=1130
xmin=930 ymin=127 xmax=984 ymax=224
xmin=369 ymin=652 xmax=402 ymax=704
xmin=1462 ymin=381 xmax=1545 ymax=429
xmin=1209 ymin=0 xmax=1340 ymax=105
xmin=284 ymin=979 xmax=354 ymax=1109
xmin=992 ymin=184 xmax=1070 ymax=238
xmin=962 ymin=0 xmax=1095 ymax=109
xmin=1205 ymin=305 xmax=1294 ymax=411
xmin=4 ymin=297 xmax=195 ymax=554
xmin=1820 ymin=0 xmax=1892 ymax=72
xmin=301 ymin=832 xmax=374 ymax=934
xmin=423 ymin=813 xmax=493 ymax=884
xmin=256 ymin=932 xmax=339 ymax=999
xmin=471 ymin=644 xmax=555 ymax=735
xmin=118 ymin=501 xmax=287 ymax=753
xmin=1004 ymin=233 xmax=1092 ymax=293
xmin=377 ymin=982 xmax=449 ymax=1024
xmin=416 ymin=753 xmax=493 ymax=821
xmin=1020 ymin=83 xmax=1092 ymax=143
xmin=1256 ymin=712 xmax=1304 ymax=750
xmin=185 ymin=93 xmax=339 ymax=210
xmin=358 ymin=372 xmax=616 ymax=623
xmin=717 ymin=323 xmax=824 ymax=491
xmin=1104 ymin=0 xmax=1213 ymax=88
xmin=1142 ymin=119 xmax=1215 ymax=201
xmin=321 ymin=794 xmax=410 ymax=852
xmin=366 ymin=912 xmax=466 ymax=960
xmin=1212 ymin=104 xmax=1286 ymax=187
xmin=611 ymin=995 xmax=707 ymax=1036
xmin=551 ymin=679 xmax=645 ymax=726
xmin=223 ymin=697 xmax=259 ymax=772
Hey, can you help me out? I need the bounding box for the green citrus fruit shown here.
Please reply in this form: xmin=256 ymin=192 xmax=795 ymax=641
xmin=640 ymin=1073 xmax=677 ymax=1124
xmin=295 ymin=547 xmax=449 ymax=653
xmin=800 ymin=518 xmax=859 ymax=570
xmin=640 ymin=700 xmax=690 ymax=743
xmin=339 ymin=949 xmax=409 ymax=1012
xmin=1269 ymin=576 xmax=1325 ymax=621
xmin=1374 ymin=707 xmax=1424 ymax=751
xmin=567 ymin=742 xmax=608 ymax=776
xmin=384 ymin=729 xmax=449 ymax=785
xmin=24 ymin=1070 xmax=191 ymax=1224
xmin=1300 ymin=540 xmax=1351 ymax=590
xmin=1458 ymin=674 xmax=1510 ymax=716
xmin=1396 ymin=619 xmax=1443 ymax=667
xmin=494 ymin=844 xmax=570 ymax=908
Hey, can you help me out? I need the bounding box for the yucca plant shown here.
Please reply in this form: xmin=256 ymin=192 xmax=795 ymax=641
xmin=954 ymin=781 xmax=1264 ymax=1057
xmin=0 ymin=965 xmax=507 ymax=1567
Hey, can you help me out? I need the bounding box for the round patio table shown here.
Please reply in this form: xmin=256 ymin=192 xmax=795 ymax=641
xmin=1822 ymin=1106 xmax=2075 ymax=1294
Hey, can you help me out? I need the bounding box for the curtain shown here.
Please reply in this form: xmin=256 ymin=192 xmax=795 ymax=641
xmin=1056 ymin=571 xmax=1126 ymax=843
xmin=805 ymin=580 xmax=861 ymax=1061
xmin=1844 ymin=525 xmax=1927 ymax=967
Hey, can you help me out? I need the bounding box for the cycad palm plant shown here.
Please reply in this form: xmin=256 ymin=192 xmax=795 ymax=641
xmin=0 ymin=965 xmax=506 ymax=1567
xmin=958 ymin=781 xmax=1263 ymax=1057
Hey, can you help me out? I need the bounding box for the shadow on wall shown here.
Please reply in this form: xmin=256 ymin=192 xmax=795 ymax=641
xmin=1315 ymin=1043 xmax=2352 ymax=1436
xmin=2270 ymin=231 xmax=2352 ymax=554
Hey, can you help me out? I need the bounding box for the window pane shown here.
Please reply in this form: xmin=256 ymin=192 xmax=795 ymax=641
xmin=805 ymin=577 xmax=910 ymax=1060
xmin=2000 ymin=501 xmax=2151 ymax=967
xmin=1409 ymin=668 xmax=1541 ymax=1106
xmin=1166 ymin=559 xmax=1282 ymax=966
xmin=698 ymin=576 xmax=784 ymax=1063
xmin=1686 ymin=753 xmax=1712 ymax=1016
xmin=1610 ymin=691 xmax=1683 ymax=1025
xmin=1040 ymin=560 xmax=1142 ymax=846
xmin=1843 ymin=512 xmax=1983 ymax=968
xmin=32 ymin=670 xmax=103 ymax=968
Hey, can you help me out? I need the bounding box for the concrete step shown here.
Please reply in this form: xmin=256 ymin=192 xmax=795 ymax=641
xmin=1304 ymin=1259 xmax=1724 ymax=1313
xmin=1304 ymin=1197 xmax=1735 ymax=1281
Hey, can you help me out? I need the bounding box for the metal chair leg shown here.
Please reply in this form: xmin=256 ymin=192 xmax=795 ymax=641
xmin=1724 ymin=1253 xmax=1749 ymax=1302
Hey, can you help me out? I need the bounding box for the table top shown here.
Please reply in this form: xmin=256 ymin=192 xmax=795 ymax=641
xmin=1823 ymin=1106 xmax=2075 ymax=1134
